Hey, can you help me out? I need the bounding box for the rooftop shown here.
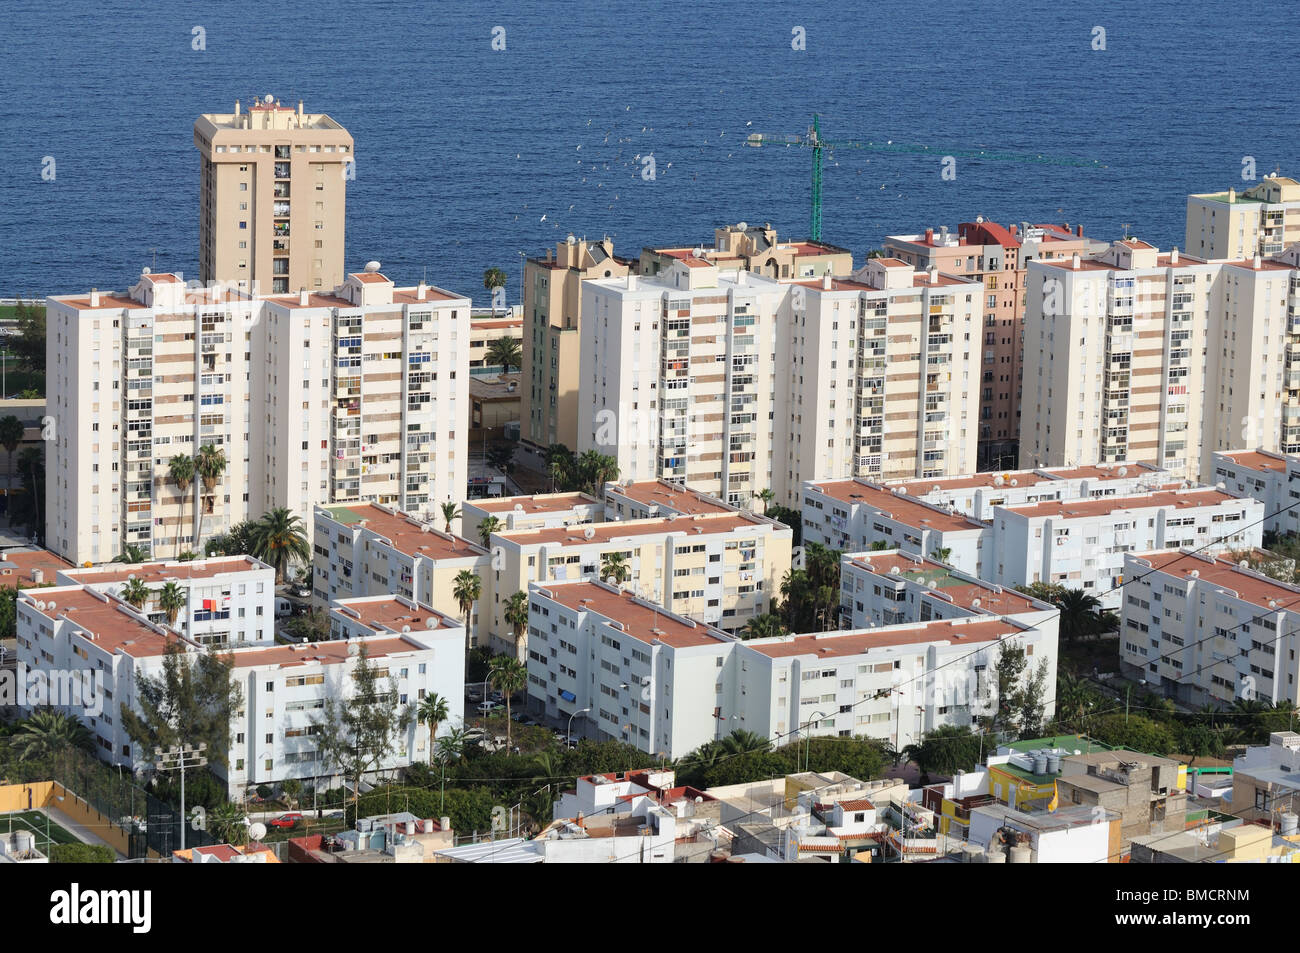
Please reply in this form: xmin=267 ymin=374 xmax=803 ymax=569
xmin=332 ymin=596 xmax=460 ymax=635
xmin=1002 ymin=488 xmax=1240 ymax=520
xmin=0 ymin=548 xmax=76 ymax=589
xmin=61 ymin=556 xmax=268 ymax=586
xmin=742 ymin=618 xmax=1014 ymax=660
xmin=1131 ymin=550 xmax=1300 ymax=610
xmin=319 ymin=503 xmax=486 ymax=561
xmin=497 ymin=512 xmax=773 ymax=546
xmin=846 ymin=552 xmax=1041 ymax=616
xmin=21 ymin=587 xmax=173 ymax=658
xmin=228 ymin=636 xmax=427 ymax=670
xmin=806 ymin=480 xmax=986 ymax=533
xmin=1219 ymin=449 xmax=1290 ymax=474
xmin=607 ymin=480 xmax=734 ymax=516
xmin=469 ymin=491 xmax=600 ymax=514
xmin=535 ymin=580 xmax=731 ymax=649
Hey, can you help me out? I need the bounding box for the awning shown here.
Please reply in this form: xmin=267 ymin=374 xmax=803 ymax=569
xmin=559 ymin=690 xmax=576 ymax=703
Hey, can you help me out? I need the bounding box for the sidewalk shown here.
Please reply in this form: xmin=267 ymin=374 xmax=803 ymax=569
xmin=43 ymin=805 xmax=125 ymax=859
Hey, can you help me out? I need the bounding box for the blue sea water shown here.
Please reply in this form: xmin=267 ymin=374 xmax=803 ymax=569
xmin=1 ymin=0 xmax=1297 ymax=303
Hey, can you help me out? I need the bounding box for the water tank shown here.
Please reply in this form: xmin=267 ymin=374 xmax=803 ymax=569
xmin=31 ymin=569 xmax=43 ymax=584
xmin=1281 ymin=812 xmax=1299 ymax=836
xmin=1033 ymin=753 xmax=1048 ymax=775
xmin=440 ymin=816 xmax=451 ymax=831
xmin=1046 ymin=754 xmax=1061 ymax=774
xmin=962 ymin=844 xmax=985 ymax=864
xmin=405 ymin=820 xmax=417 ymax=835
xmin=1009 ymin=844 xmax=1031 ymax=864
xmin=985 ymin=845 xmax=1007 ymax=864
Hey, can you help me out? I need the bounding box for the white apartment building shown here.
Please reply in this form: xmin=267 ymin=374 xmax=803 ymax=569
xmin=1021 ymin=239 xmax=1300 ymax=483
xmin=312 ymin=503 xmax=489 ymax=631
xmin=1121 ymin=550 xmax=1300 ymax=708
xmin=1186 ymin=176 xmax=1300 ymax=260
xmin=603 ymin=479 xmax=736 ymax=521
xmin=525 ymin=580 xmax=735 ymax=757
xmin=461 ymin=491 xmax=602 ymax=542
xmin=578 ymin=255 xmax=982 ymax=510
xmin=45 ymin=267 xmax=470 ymax=565
xmin=1211 ymin=448 xmax=1300 ymax=536
xmin=491 ymin=511 xmax=792 ymax=638
xmin=13 ymin=582 xmax=463 ymax=798
xmin=55 ymin=555 xmax=277 ymax=648
xmin=991 ymin=488 xmax=1262 ymax=609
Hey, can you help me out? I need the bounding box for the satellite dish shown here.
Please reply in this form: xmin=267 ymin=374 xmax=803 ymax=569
xmin=566 ymin=234 xmax=577 ymax=245
xmin=263 ymin=94 xmax=274 ymax=104
xmin=46 ymin=600 xmax=56 ymax=610
xmin=737 ymin=222 xmax=748 ymax=231
xmin=1240 ymin=560 xmax=1250 ymax=569
xmin=1009 ymin=479 xmax=1018 ymax=487
xmin=971 ymin=598 xmax=981 ymax=608
xmin=891 ymin=567 xmax=901 ymax=575
xmin=402 ymin=625 xmax=411 ymax=633
xmin=994 ymin=476 xmax=1004 ymax=487
xmin=1216 ymin=481 xmax=1226 ymax=490
xmin=1118 ymin=466 xmax=1128 ymax=477
xmin=1269 ymin=599 xmax=1279 ymax=609
xmin=426 ymin=617 xmax=438 ymax=629
xmin=514 ymin=503 xmax=524 ymax=512
xmin=584 ymin=527 xmax=596 ymax=539
xmin=36 ymin=602 xmax=46 ymax=612
xmin=422 ymin=525 xmax=433 ymax=533
xmin=248 ymin=822 xmax=267 ymax=841
xmin=1189 ymin=570 xmax=1200 ymax=578
xmin=932 ymin=485 xmax=941 ymax=493
xmin=364 ymin=260 xmax=382 ymax=272
xmin=896 ymin=487 xmax=908 ymax=496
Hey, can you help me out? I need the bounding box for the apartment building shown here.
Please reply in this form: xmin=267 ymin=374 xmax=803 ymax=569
xmin=469 ymin=309 xmax=523 ymax=375
xmin=13 ymin=581 xmax=462 ymax=798
xmin=1229 ymin=731 xmax=1300 ymax=824
xmin=578 ymin=254 xmax=982 ymax=508
xmin=524 ymin=580 xmax=735 ymax=757
xmin=1186 ymin=175 xmax=1300 ymax=260
xmin=45 ymin=267 xmax=471 ymax=565
xmin=1020 ymin=238 xmax=1300 ymax=483
xmin=802 ymin=462 xmax=1172 ymax=551
xmin=1211 ymin=448 xmax=1300 ymax=536
xmin=1121 ymin=549 xmax=1300 ymax=707
xmin=990 ymin=488 xmax=1262 ymax=608
xmin=734 ymin=614 xmax=1058 ymax=751
xmin=1055 ymin=750 xmax=1187 ymax=850
xmin=55 ymin=555 xmax=277 ymax=648
xmin=490 ymin=511 xmax=792 ymax=637
xmin=312 ymin=503 xmax=489 ymax=631
xmin=884 ymin=220 xmax=1102 ymax=469
xmin=520 ymin=237 xmax=634 ymax=457
xmin=194 ymin=98 xmax=353 ymax=293
xmin=461 ymin=491 xmax=602 ymax=542
xmin=639 ymin=222 xmax=852 ymax=279
xmin=602 ymin=479 xmax=735 ymax=521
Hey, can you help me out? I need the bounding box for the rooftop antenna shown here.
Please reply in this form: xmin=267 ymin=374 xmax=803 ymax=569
xmin=1120 ymin=223 xmax=1133 ymax=240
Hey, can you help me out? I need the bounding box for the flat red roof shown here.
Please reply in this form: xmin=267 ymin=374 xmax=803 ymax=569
xmin=1220 ymin=450 xmax=1289 ymax=473
xmin=64 ymin=557 xmax=265 ymax=586
xmin=471 ymin=492 xmax=599 ymax=514
xmin=1003 ymin=488 xmax=1241 ymax=520
xmin=333 ymin=596 xmax=458 ymax=634
xmin=744 ymin=618 xmax=1011 ymax=659
xmin=321 ymin=503 xmax=486 ymax=561
xmin=846 ymin=553 xmax=1040 ymax=616
xmin=608 ymin=481 xmax=733 ymax=515
xmin=24 ymin=588 xmax=173 ymax=658
xmin=230 ymin=637 xmax=424 ymax=669
xmin=498 ymin=512 xmax=770 ymax=545
xmin=0 ymin=549 xmax=75 ymax=589
xmin=807 ymin=481 xmax=985 ymax=533
xmin=536 ymin=581 xmax=729 ymax=649
xmin=1134 ymin=550 xmax=1300 ymax=609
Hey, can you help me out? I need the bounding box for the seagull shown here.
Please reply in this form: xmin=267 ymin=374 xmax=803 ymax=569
xmin=568 ymin=204 xmax=575 ymax=210
xmin=540 ymin=214 xmax=547 ymax=222
xmin=746 ymin=121 xmax=752 ymax=126
xmin=576 ymin=145 xmax=582 ymax=151
xmin=665 ymin=162 xmax=672 ymax=169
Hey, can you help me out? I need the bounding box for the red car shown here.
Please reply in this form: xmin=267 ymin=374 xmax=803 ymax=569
xmin=269 ymin=812 xmax=303 ymax=829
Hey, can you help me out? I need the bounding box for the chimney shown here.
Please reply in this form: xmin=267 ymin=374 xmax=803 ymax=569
xmin=925 ymin=228 xmax=934 ymax=244
xmin=1009 ymin=223 xmax=1018 ymax=236
xmin=1076 ymin=224 xmax=1084 ymax=237
xmin=1071 ymin=253 xmax=1081 ymax=269
xmin=736 ymin=270 xmax=747 ymax=286
xmin=299 ymin=288 xmax=309 ymax=306
xmin=416 ymin=280 xmax=427 ymax=300
xmin=1228 ymin=187 xmax=1236 ymax=204
xmin=1254 ymin=253 xmax=1262 ymax=269
xmin=298 ymin=99 xmax=304 ymax=120
xmin=89 ymin=288 xmax=100 ymax=307
xmin=822 ymin=273 xmax=832 ymax=290
xmin=576 ymin=811 xmax=585 ymax=829
xmin=626 ymin=274 xmax=637 ymax=291
xmin=234 ymin=100 xmax=240 ymax=116
xmin=1170 ymin=248 xmax=1180 ymax=265
xmin=927 ymin=266 xmax=938 ymax=284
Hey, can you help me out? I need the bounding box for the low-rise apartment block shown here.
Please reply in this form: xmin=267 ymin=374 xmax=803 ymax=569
xmin=1186 ymin=175 xmax=1300 ymax=260
xmin=602 ymin=479 xmax=735 ymax=521
xmin=1211 ymin=448 xmax=1300 ymax=536
xmin=45 ymin=267 xmax=472 ymax=565
xmin=461 ymin=491 xmax=602 ymax=542
xmin=1229 ymin=731 xmax=1300 ymax=824
xmin=1121 ymin=549 xmax=1300 ymax=707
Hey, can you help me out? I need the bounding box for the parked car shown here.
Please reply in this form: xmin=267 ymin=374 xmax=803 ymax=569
xmin=462 ymin=727 xmax=488 ymax=742
xmin=466 ymin=688 xmax=482 ymax=702
xmin=274 ymin=597 xmax=293 ymax=619
xmin=269 ymin=812 xmax=304 ymax=829
xmin=476 ymin=701 xmax=504 ymax=714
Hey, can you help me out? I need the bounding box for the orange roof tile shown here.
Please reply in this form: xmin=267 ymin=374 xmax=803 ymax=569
xmin=536 ymin=581 xmax=729 ymax=649
xmin=744 ymin=618 xmax=1011 ymax=659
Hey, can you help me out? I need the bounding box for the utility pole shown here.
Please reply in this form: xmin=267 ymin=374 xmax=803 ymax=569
xmin=154 ymin=742 xmax=207 ymax=852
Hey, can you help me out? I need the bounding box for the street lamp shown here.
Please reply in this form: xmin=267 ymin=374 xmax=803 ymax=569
xmin=154 ymin=742 xmax=207 ymax=852
xmin=805 ymin=711 xmax=828 ymax=772
xmin=566 ymin=707 xmax=591 ymax=747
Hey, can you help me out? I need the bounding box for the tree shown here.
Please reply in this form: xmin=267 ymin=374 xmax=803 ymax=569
xmin=486 ymin=337 xmax=522 ymax=375
xmin=545 ymin=444 xmax=576 ymax=492
xmin=453 ymin=570 xmax=482 ymax=658
xmin=168 ymin=454 xmax=195 ymax=559
xmin=195 ymin=443 xmax=227 ymax=494
xmin=418 ymin=693 xmax=451 ymax=747
xmin=929 ymin=547 xmax=952 ymax=564
xmin=717 ymin=729 xmax=771 ymax=756
xmin=1021 ymin=581 xmax=1066 ymax=605
xmin=314 ymin=645 xmax=413 ymax=818
xmin=753 ymin=488 xmax=775 ymax=515
xmin=1055 ymin=671 xmax=1100 ymax=731
xmin=8 ymin=445 xmax=45 ymax=541
xmin=486 ymin=441 xmax=516 ymax=475
xmin=249 ymin=507 xmax=310 ymax=583
xmin=0 ymin=586 xmax=18 ymax=639
xmin=116 ymin=545 xmax=148 ymax=565
xmin=206 ymin=801 xmax=249 ymax=844
xmin=986 ymin=640 xmax=1028 ymax=738
xmin=779 ymin=542 xmax=842 ymax=632
xmin=0 ymin=414 xmax=24 ymax=493
xmin=742 ymin=613 xmax=787 ymax=640
xmin=765 ymin=504 xmax=802 ymax=546
xmin=600 ymin=550 xmax=630 ymax=586
xmin=904 ymin=725 xmax=985 ymax=780
xmin=575 ymin=450 xmax=619 ymax=497
xmin=158 ymin=581 xmax=185 ymax=627
xmin=280 ymin=778 xmax=303 ymax=810
xmin=119 ymin=577 xmax=151 ymax=610
xmin=483 ymin=267 xmax=509 ymax=312
xmin=478 ymin=515 xmax=501 ymax=549
xmin=1057 ymin=588 xmax=1103 ymax=642
xmin=119 ymin=643 xmax=243 ymax=770
xmin=487 ymin=655 xmax=527 ymax=747
xmin=204 ymin=520 xmax=256 ymax=557
xmin=284 ymin=608 xmax=329 ymax=643
xmin=503 ymin=591 xmax=529 ymax=660
xmin=440 ymin=501 xmax=461 ymax=535
xmin=9 ymin=710 xmax=94 ymax=761
xmin=11 ymin=301 xmax=46 ymax=373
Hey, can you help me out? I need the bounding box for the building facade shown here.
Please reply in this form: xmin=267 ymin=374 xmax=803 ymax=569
xmin=1185 ymin=175 xmax=1300 ymax=261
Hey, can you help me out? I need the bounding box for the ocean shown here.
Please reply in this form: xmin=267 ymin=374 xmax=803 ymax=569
xmin=1 ymin=0 xmax=1296 ymax=303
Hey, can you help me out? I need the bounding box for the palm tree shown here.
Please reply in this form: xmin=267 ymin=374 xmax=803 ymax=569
xmin=753 ymin=488 xmax=775 ymax=515
xmin=503 ymin=590 xmax=530 ymax=660
xmin=483 ymin=267 xmax=509 ymax=313
xmin=453 ymin=570 xmax=482 ymax=656
xmin=116 ymin=545 xmax=148 ymax=564
xmin=248 ymin=507 xmax=311 ymax=583
xmin=440 ymin=501 xmax=461 ymax=534
xmin=435 ymin=724 xmax=467 ymax=764
xmin=418 ymin=692 xmax=451 ymax=748
xmin=0 ymin=414 xmax=24 ymax=495
xmin=168 ymin=454 xmax=195 ymax=558
xmin=119 ymin=577 xmax=150 ymax=610
xmin=9 ymin=711 xmax=94 ymax=762
xmin=1058 ymin=588 xmax=1103 ymax=642
xmin=743 ymin=613 xmax=787 ymax=640
xmin=718 ymin=729 xmax=770 ymax=756
xmin=600 ymin=551 xmax=630 ymax=586
xmin=486 ymin=337 xmax=522 ymax=376
xmin=929 ymin=546 xmax=952 ymax=564
xmin=158 ymin=581 xmax=185 ymax=627
xmin=195 ymin=443 xmax=227 ymax=494
xmin=488 ymin=654 xmax=527 ymax=747
xmin=576 ymin=450 xmax=619 ymax=497
xmin=206 ymin=801 xmax=249 ymax=844
xmin=478 ymin=514 xmax=501 ymax=549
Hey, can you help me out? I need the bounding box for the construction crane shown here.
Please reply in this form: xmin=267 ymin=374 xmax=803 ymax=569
xmin=745 ymin=114 xmax=1105 ymax=241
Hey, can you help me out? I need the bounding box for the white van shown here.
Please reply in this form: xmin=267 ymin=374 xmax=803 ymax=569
xmin=274 ymin=597 xmax=293 ymax=619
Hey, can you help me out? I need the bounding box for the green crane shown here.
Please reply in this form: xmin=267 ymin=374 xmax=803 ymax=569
xmin=745 ymin=114 xmax=1105 ymax=242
